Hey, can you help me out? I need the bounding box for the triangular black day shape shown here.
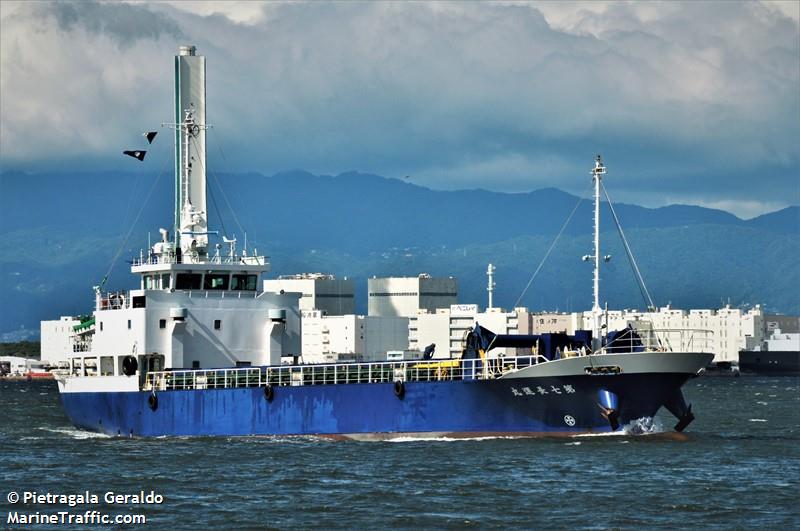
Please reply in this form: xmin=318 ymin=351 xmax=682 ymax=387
xmin=123 ymin=150 xmax=147 ymax=161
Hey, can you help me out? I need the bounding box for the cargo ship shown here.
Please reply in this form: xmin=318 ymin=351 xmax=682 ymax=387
xmin=52 ymin=45 xmax=712 ymax=438
xmin=739 ymin=329 xmax=800 ymax=376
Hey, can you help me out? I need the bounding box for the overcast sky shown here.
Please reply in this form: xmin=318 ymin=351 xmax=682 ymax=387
xmin=1 ymin=1 xmax=798 ymax=218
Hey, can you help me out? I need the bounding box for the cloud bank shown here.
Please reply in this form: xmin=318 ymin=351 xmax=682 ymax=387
xmin=1 ymin=1 xmax=798 ymax=217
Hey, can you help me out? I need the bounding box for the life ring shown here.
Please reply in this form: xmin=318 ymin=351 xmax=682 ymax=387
xmin=263 ymin=384 xmax=274 ymax=402
xmin=393 ymin=380 xmax=405 ymax=399
xmin=122 ymin=355 xmax=138 ymax=376
xmin=148 ymin=393 xmax=158 ymax=411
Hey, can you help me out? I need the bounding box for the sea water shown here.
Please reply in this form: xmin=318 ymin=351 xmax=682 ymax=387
xmin=1 ymin=377 xmax=797 ymax=529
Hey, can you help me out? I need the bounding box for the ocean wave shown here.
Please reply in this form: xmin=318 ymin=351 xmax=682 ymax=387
xmin=624 ymin=417 xmax=664 ymax=435
xmin=573 ymin=430 xmax=628 ymax=438
xmin=572 ymin=417 xmax=665 ymax=438
xmin=384 ymin=435 xmax=523 ymax=443
xmin=38 ymin=427 xmax=111 ymax=439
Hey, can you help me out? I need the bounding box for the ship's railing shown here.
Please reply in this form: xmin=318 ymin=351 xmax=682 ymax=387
xmin=131 ymin=255 xmax=269 ymax=267
xmin=601 ymin=328 xmax=714 ymax=354
xmin=143 ymin=356 xmax=541 ymax=392
xmin=185 ymin=290 xmax=260 ymax=300
xmin=96 ymin=291 xmax=130 ymax=311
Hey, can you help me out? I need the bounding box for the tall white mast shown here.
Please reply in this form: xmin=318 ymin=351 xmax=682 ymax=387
xmin=486 ymin=263 xmax=496 ymax=309
xmin=588 ymin=155 xmax=607 ymax=350
xmin=174 ymin=45 xmax=209 ymax=263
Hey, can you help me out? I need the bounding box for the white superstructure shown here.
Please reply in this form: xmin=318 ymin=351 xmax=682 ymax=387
xmin=50 ymin=46 xmax=302 ymax=393
xmin=40 ymin=316 xmax=80 ymax=365
xmin=746 ymin=328 xmax=800 ymax=352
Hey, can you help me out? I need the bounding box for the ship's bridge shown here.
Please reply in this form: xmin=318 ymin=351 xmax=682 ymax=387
xmin=131 ymin=255 xmax=270 ymax=292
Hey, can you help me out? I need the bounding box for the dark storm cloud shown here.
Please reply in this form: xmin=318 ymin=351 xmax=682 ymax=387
xmin=1 ymin=1 xmax=798 ymax=217
xmin=34 ymin=1 xmax=183 ymax=46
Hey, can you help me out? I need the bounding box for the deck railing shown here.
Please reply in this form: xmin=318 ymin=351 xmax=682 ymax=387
xmin=601 ymin=328 xmax=714 ymax=354
xmin=131 ymin=255 xmax=269 ymax=267
xmin=143 ymin=356 xmax=540 ymax=392
xmin=96 ymin=291 xmax=130 ymax=311
xmin=140 ymin=330 xmax=715 ymax=392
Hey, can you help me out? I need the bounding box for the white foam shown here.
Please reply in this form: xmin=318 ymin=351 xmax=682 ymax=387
xmin=38 ymin=427 xmax=111 ymax=439
xmin=748 ymin=419 xmax=767 ymax=423
xmin=385 ymin=435 xmax=522 ymax=443
xmin=573 ymin=430 xmax=628 ymax=438
xmin=564 ymin=441 xmax=582 ymax=446
xmin=624 ymin=417 xmax=664 ymax=435
xmin=574 ymin=417 xmax=664 ymax=437
xmin=240 ymin=435 xmax=332 ymax=444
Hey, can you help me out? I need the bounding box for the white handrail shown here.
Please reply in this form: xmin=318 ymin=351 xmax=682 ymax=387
xmin=143 ymin=356 xmax=541 ymax=392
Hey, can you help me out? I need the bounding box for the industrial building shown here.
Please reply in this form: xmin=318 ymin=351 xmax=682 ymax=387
xmin=264 ymin=274 xmax=354 ymax=316
xmin=300 ymin=310 xmax=409 ymax=364
xmin=409 ymin=304 xmax=532 ymax=359
xmin=530 ymin=305 xmax=766 ymax=363
xmin=368 ymin=274 xmax=457 ymax=317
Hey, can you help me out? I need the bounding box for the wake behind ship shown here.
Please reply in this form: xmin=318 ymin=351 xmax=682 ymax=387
xmin=51 ymin=45 xmax=713 ymax=438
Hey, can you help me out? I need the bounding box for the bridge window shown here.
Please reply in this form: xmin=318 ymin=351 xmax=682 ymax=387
xmin=175 ymin=273 xmax=202 ymax=290
xmin=159 ymin=319 xmax=166 ymax=329
xmin=231 ymin=274 xmax=257 ymax=291
xmin=161 ymin=274 xmax=171 ymax=289
xmin=214 ymin=319 xmax=222 ymax=330
xmin=204 ymin=273 xmax=229 ymax=290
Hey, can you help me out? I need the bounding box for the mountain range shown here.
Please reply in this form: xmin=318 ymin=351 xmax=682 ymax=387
xmin=0 ymin=169 xmax=798 ymax=341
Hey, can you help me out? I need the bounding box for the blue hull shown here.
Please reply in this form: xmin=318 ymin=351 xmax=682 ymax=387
xmin=60 ymin=373 xmax=693 ymax=437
